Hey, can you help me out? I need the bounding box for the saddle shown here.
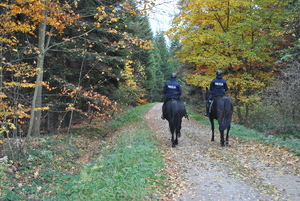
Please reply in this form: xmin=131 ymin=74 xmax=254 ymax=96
xmin=163 ymin=98 xmax=188 ymax=119
xmin=167 ymin=97 xmax=180 ymax=101
xmin=208 ymin=95 xmax=224 ymax=113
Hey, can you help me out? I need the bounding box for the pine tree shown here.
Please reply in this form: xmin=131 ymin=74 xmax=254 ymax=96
xmin=154 ymin=34 xmax=176 ymax=80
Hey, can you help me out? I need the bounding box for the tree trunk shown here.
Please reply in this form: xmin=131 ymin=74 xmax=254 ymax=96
xmin=27 ymin=8 xmax=48 ymax=137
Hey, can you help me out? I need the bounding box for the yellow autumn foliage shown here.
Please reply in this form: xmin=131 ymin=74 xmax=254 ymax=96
xmin=169 ymin=0 xmax=290 ymax=117
xmin=121 ymin=60 xmax=137 ymax=88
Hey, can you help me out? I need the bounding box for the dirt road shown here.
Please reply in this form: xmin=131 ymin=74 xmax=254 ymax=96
xmin=144 ymin=103 xmax=300 ymax=201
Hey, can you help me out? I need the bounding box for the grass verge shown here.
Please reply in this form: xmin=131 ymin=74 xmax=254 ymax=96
xmin=189 ymin=110 xmax=300 ymax=156
xmin=3 ymin=103 xmax=165 ymax=200
xmin=53 ymin=103 xmax=165 ymax=200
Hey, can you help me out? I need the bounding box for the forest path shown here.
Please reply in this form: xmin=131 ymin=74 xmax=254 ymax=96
xmin=144 ymin=103 xmax=300 ymax=201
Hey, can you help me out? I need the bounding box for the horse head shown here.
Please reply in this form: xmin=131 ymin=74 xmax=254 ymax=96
xmin=205 ymin=87 xmax=211 ymax=100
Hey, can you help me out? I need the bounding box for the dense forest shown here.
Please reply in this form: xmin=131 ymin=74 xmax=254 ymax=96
xmin=0 ymin=0 xmax=299 ymax=200
xmin=0 ymin=0 xmax=178 ymax=140
xmin=0 ymin=0 xmax=299 ymax=160
xmin=184 ymin=0 xmax=300 ymax=135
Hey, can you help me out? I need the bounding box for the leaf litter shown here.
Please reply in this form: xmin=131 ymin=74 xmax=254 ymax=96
xmin=144 ymin=103 xmax=300 ymax=201
xmin=4 ymin=103 xmax=299 ymax=200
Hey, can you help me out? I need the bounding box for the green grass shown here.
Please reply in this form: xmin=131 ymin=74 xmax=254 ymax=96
xmin=69 ymin=103 xmax=156 ymax=137
xmin=4 ymin=102 xmax=298 ymax=200
xmin=3 ymin=103 xmax=164 ymax=201
xmin=52 ymin=103 xmax=165 ymax=200
xmin=0 ymin=158 xmax=8 ymax=200
xmin=189 ymin=110 xmax=300 ymax=156
xmin=109 ymin=103 xmax=156 ymax=129
xmin=54 ymin=128 xmax=164 ymax=200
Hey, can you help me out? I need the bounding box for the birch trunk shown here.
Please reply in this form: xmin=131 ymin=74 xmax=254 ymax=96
xmin=27 ymin=9 xmax=48 ymax=137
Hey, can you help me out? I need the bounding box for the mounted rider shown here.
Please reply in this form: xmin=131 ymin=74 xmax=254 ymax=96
xmin=205 ymin=70 xmax=228 ymax=117
xmin=161 ymin=73 xmax=189 ymax=120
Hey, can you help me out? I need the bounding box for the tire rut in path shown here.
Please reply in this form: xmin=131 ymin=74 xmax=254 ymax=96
xmin=144 ymin=103 xmax=300 ymax=201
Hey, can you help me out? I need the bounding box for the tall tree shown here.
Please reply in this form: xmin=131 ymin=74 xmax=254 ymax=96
xmin=168 ymin=0 xmax=294 ymax=122
xmin=0 ymin=0 xmax=80 ymax=137
xmin=151 ymin=46 xmax=165 ymax=102
xmin=119 ymin=1 xmax=158 ymax=103
xmin=154 ymin=34 xmax=176 ymax=80
xmin=42 ymin=0 xmax=156 ymax=130
xmin=279 ymin=1 xmax=300 ymax=62
xmin=0 ymin=0 xmax=157 ymax=138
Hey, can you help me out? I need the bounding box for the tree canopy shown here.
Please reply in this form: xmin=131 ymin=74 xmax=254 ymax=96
xmin=168 ymin=0 xmax=295 ymax=122
xmin=0 ymin=0 xmax=173 ymax=138
xmin=1 ymin=0 xmax=299 ymax=143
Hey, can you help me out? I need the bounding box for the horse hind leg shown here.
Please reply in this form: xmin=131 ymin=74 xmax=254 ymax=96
xmin=174 ymin=135 xmax=178 ymax=146
xmin=210 ymin=117 xmax=215 ymax=141
xmin=175 ymin=129 xmax=179 ymax=146
xmin=171 ymin=127 xmax=180 ymax=147
xmin=225 ymin=125 xmax=231 ymax=146
xmin=171 ymin=129 xmax=177 ymax=147
xmin=178 ymin=119 xmax=182 ymax=138
xmin=220 ymin=130 xmax=225 ymax=147
xmin=169 ymin=122 xmax=176 ymax=147
xmin=171 ymin=132 xmax=176 ymax=147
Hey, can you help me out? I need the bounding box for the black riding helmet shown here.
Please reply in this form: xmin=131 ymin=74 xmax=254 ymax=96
xmin=216 ymin=70 xmax=223 ymax=76
xmin=171 ymin=73 xmax=177 ymax=78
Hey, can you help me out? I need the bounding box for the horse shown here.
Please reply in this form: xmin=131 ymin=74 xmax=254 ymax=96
xmin=205 ymin=88 xmax=233 ymax=146
xmin=164 ymin=99 xmax=185 ymax=147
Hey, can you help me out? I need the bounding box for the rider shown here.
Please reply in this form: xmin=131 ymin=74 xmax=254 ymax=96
xmin=205 ymin=70 xmax=228 ymax=117
xmin=161 ymin=73 xmax=189 ymax=120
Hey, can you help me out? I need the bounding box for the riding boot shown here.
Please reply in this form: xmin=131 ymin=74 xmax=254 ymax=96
xmin=205 ymin=100 xmax=211 ymax=117
xmin=204 ymin=108 xmax=209 ymax=117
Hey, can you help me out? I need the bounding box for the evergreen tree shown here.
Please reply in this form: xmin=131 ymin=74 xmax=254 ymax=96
xmin=44 ymin=0 xmax=155 ymax=109
xmin=152 ymin=47 xmax=165 ymax=102
xmin=154 ymin=34 xmax=176 ymax=80
xmin=41 ymin=0 xmax=133 ymax=128
xmin=122 ymin=1 xmax=159 ymax=103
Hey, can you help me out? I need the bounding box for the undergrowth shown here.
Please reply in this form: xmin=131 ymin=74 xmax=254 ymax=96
xmin=54 ymin=123 xmax=164 ymax=200
xmin=189 ymin=110 xmax=300 ymax=156
xmin=4 ymin=102 xmax=297 ymax=201
xmin=2 ymin=103 xmax=164 ymax=200
xmin=53 ymin=103 xmax=165 ymax=200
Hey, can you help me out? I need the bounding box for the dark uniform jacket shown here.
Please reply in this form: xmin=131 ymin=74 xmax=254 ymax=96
xmin=210 ymin=75 xmax=228 ymax=96
xmin=163 ymin=78 xmax=182 ymax=99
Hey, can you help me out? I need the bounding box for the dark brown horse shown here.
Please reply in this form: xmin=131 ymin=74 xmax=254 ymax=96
xmin=164 ymin=99 xmax=185 ymax=147
xmin=205 ymin=88 xmax=233 ymax=146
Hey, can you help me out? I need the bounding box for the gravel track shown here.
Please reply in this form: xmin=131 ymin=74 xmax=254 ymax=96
xmin=144 ymin=103 xmax=300 ymax=201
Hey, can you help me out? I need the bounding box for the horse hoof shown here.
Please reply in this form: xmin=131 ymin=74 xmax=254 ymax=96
xmin=172 ymin=144 xmax=176 ymax=147
xmin=211 ymin=139 xmax=214 ymax=141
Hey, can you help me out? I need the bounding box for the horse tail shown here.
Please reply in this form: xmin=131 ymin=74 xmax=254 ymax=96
xmin=219 ymin=97 xmax=233 ymax=131
xmin=174 ymin=107 xmax=181 ymax=135
xmin=170 ymin=100 xmax=182 ymax=134
xmin=169 ymin=101 xmax=177 ymax=134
